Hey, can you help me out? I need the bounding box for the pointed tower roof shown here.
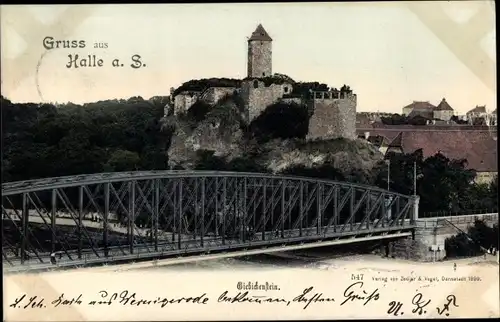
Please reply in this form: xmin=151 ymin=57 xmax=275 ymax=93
xmin=435 ymin=98 xmax=454 ymax=111
xmin=248 ymin=24 xmax=273 ymax=41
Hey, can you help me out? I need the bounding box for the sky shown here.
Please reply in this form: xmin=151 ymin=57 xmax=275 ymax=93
xmin=0 ymin=2 xmax=496 ymax=114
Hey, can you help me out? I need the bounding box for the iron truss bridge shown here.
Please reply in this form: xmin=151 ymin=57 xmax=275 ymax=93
xmin=2 ymin=171 xmax=418 ymax=272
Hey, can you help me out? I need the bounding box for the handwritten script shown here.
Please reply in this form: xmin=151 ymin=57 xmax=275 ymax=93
xmin=8 ymin=284 xmax=460 ymax=317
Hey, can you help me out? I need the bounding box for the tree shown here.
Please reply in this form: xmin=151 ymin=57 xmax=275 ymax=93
xmin=376 ymin=150 xmax=487 ymax=214
xmin=380 ymin=114 xmax=408 ymax=125
xmin=2 ymin=96 xmax=172 ymax=182
xmin=104 ymin=150 xmax=140 ymax=172
xmin=186 ymin=101 xmax=212 ymax=123
xmin=248 ymin=102 xmax=309 ymax=143
xmin=450 ymin=115 xmax=468 ymax=125
xmin=279 ymin=162 xmax=345 ymax=181
xmin=193 ymin=150 xmax=228 ymax=171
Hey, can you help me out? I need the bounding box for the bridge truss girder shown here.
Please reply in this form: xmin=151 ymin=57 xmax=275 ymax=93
xmin=1 ymin=171 xmax=417 ymax=268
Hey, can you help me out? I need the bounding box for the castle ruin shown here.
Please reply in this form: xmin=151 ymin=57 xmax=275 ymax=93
xmin=170 ymin=24 xmax=357 ymax=140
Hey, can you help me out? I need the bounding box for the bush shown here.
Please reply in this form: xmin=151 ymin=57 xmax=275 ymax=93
xmin=279 ymin=162 xmax=345 ymax=181
xmin=445 ymin=232 xmax=481 ymax=258
xmin=247 ymin=102 xmax=309 ymax=143
xmin=291 ymin=82 xmax=330 ymax=98
xmin=444 ymin=219 xmax=498 ymax=259
xmin=173 ymin=78 xmax=241 ymax=97
xmin=186 ymin=101 xmax=212 ymax=123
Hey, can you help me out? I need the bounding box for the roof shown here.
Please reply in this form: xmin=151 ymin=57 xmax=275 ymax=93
xmin=360 ymin=128 xmax=498 ymax=172
xmin=403 ymin=101 xmax=436 ymax=111
xmin=367 ymin=135 xmax=389 ymax=147
xmin=388 ymin=132 xmax=403 ymax=147
xmin=435 ymin=98 xmax=454 ymax=111
xmin=468 ymin=105 xmax=487 ymax=114
xmin=360 ymin=124 xmax=495 ymax=131
xmin=248 ymin=24 xmax=273 ymax=42
xmin=407 ymin=109 xmax=434 ymax=120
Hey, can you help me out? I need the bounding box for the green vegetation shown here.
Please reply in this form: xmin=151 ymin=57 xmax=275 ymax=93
xmin=287 ymin=82 xmax=330 ymax=98
xmin=380 ymin=113 xmax=428 ymax=126
xmin=172 ymin=78 xmax=241 ymax=97
xmin=246 ymin=102 xmax=309 ymax=143
xmin=376 ymin=150 xmax=498 ymax=214
xmin=445 ymin=219 xmax=499 ymax=258
xmin=450 ymin=115 xmax=469 ymax=125
xmin=184 ymin=101 xmax=212 ymax=123
xmin=243 ymin=73 xmax=296 ymax=87
xmin=193 ymin=150 xmax=267 ymax=173
xmin=1 ymin=96 xmax=170 ymax=182
xmin=279 ymin=162 xmax=345 ymax=181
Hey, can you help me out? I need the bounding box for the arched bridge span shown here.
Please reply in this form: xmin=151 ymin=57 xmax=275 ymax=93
xmin=2 ymin=171 xmax=418 ymax=271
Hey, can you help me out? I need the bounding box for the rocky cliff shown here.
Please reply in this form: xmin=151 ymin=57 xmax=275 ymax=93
xmin=164 ymin=94 xmax=384 ymax=184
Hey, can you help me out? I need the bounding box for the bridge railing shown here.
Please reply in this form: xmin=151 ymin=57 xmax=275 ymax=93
xmin=420 ymin=208 xmax=499 ymax=218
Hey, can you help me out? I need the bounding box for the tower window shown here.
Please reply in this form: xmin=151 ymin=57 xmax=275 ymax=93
xmin=253 ymin=80 xmax=259 ymax=88
xmin=262 ymin=72 xmax=265 ymax=76
xmin=284 ymin=87 xmax=288 ymax=93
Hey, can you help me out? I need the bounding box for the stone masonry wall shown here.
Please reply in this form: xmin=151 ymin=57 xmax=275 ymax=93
xmin=307 ymin=95 xmax=357 ymax=140
xmin=247 ymin=40 xmax=272 ymax=78
xmin=241 ymin=80 xmax=292 ymax=122
xmin=174 ymin=92 xmax=199 ymax=115
xmin=388 ymin=213 xmax=499 ymax=262
xmin=416 ymin=213 xmax=498 ymax=249
xmin=388 ymin=237 xmax=430 ymax=261
xmin=203 ymin=87 xmax=237 ymax=106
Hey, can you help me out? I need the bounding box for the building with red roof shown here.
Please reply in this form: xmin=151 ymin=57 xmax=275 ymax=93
xmin=356 ymin=125 xmax=498 ymax=184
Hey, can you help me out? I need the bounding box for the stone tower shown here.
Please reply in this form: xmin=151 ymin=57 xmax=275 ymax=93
xmin=247 ymin=24 xmax=272 ymax=78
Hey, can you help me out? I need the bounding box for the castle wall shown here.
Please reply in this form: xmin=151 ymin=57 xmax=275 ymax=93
xmin=241 ymin=80 xmax=293 ymax=121
xmin=203 ymin=87 xmax=237 ymax=105
xmin=307 ymin=94 xmax=357 ymax=140
xmin=174 ymin=92 xmax=199 ymax=115
xmin=247 ymin=41 xmax=272 ymax=78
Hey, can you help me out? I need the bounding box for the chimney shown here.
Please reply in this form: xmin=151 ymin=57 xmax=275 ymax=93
xmin=364 ymin=132 xmax=370 ymax=139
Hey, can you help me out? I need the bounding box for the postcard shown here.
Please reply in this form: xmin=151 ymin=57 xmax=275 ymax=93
xmin=1 ymin=2 xmax=498 ymax=321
